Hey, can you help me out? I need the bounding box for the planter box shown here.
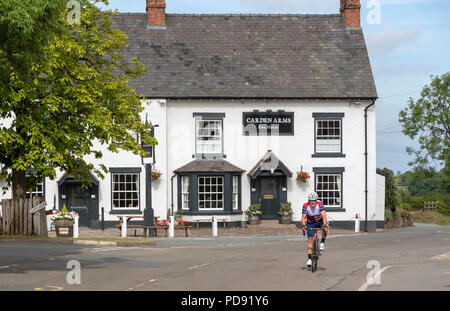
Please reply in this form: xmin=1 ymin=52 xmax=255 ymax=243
xmin=248 ymin=215 xmax=261 ymax=225
xmin=280 ymin=215 xmax=293 ymax=224
xmin=54 ymin=220 xmax=74 ymax=238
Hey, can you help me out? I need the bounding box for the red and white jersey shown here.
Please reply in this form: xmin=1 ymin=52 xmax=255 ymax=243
xmin=302 ymin=201 xmax=325 ymax=223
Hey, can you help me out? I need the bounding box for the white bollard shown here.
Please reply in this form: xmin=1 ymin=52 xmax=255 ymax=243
xmin=241 ymin=210 xmax=247 ymax=228
xmin=355 ymin=214 xmax=360 ymax=233
xmin=121 ymin=216 xmax=127 ymax=238
xmin=73 ymin=216 xmax=79 ymax=238
xmin=169 ymin=216 xmax=175 ymax=238
xmin=212 ymin=216 xmax=218 ymax=237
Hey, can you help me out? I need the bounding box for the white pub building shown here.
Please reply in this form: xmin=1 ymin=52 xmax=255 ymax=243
xmin=0 ymin=0 xmax=386 ymax=231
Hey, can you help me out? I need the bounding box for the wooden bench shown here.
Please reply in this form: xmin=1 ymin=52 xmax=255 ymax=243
xmin=144 ymin=225 xmax=192 ymax=237
xmin=192 ymin=217 xmax=230 ymax=229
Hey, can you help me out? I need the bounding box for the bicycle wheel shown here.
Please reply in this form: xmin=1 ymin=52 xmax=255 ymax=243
xmin=311 ymin=240 xmax=317 ymax=273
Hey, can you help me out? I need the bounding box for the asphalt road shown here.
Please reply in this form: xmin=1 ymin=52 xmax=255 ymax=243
xmin=0 ymin=224 xmax=449 ymax=291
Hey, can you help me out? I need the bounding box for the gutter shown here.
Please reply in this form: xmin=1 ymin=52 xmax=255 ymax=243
xmin=364 ymin=100 xmax=376 ymax=232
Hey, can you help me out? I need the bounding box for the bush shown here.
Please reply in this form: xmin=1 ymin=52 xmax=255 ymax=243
xmin=401 ymin=203 xmax=411 ymax=211
xmin=399 ymin=208 xmax=410 ymax=218
xmin=385 ymin=210 xmax=391 ymax=223
xmin=392 ymin=210 xmax=400 ymax=220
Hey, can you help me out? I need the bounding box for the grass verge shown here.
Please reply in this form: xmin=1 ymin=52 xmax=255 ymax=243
xmin=410 ymin=210 xmax=450 ymax=226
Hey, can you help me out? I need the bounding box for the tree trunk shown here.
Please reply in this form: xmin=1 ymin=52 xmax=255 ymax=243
xmin=12 ymin=169 xmax=27 ymax=200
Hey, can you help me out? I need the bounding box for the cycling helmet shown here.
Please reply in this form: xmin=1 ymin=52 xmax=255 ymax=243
xmin=308 ymin=192 xmax=318 ymax=201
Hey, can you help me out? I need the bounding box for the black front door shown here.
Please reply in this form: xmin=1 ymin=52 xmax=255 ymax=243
xmin=260 ymin=177 xmax=280 ymax=220
xmin=66 ymin=184 xmax=91 ymax=227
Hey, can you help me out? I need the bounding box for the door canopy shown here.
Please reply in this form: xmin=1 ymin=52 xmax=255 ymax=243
xmin=57 ymin=171 xmax=100 ymax=186
xmin=247 ymin=150 xmax=293 ymax=180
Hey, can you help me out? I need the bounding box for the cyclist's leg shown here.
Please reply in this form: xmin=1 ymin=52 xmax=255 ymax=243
xmin=306 ymin=223 xmax=315 ymax=263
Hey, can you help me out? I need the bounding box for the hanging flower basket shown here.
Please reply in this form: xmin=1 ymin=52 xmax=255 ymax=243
xmin=151 ymin=169 xmax=162 ymax=180
xmin=296 ymin=170 xmax=310 ymax=183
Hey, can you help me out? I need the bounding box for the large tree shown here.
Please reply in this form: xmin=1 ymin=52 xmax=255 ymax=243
xmin=0 ymin=0 xmax=156 ymax=199
xmin=399 ymin=72 xmax=449 ymax=174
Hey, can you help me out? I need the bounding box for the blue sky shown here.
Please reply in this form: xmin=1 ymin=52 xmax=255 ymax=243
xmin=99 ymin=0 xmax=450 ymax=173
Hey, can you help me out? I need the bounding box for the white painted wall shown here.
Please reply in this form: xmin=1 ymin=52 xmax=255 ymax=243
xmin=166 ymin=100 xmax=377 ymax=224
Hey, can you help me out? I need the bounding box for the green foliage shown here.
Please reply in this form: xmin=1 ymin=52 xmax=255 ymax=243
xmin=392 ymin=210 xmax=400 ymax=220
xmin=246 ymin=204 xmax=262 ymax=216
xmin=399 ymin=72 xmax=449 ymax=171
xmin=0 ymin=1 xmax=157 ymax=197
xmin=167 ymin=209 xmax=183 ymax=221
xmin=378 ymin=168 xmax=397 ymax=212
xmin=61 ymin=204 xmax=68 ymax=214
xmin=385 ymin=210 xmax=391 ymax=223
xmin=279 ymin=202 xmax=293 ymax=216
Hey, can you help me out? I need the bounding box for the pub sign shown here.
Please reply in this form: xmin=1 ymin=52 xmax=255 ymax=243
xmin=243 ymin=111 xmax=294 ymax=136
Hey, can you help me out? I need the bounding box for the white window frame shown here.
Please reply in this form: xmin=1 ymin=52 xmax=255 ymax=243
xmin=198 ymin=176 xmax=224 ymax=211
xmin=232 ymin=176 xmax=239 ymax=210
xmin=315 ymin=173 xmax=342 ymax=208
xmin=112 ymin=173 xmax=140 ymax=210
xmin=195 ymin=119 xmax=223 ymax=155
xmin=181 ymin=176 xmax=189 ymax=211
xmin=315 ymin=119 xmax=342 ymax=153
xmin=27 ymin=180 xmax=44 ymax=199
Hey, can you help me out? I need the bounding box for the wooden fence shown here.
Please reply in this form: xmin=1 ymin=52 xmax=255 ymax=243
xmin=0 ymin=197 xmax=47 ymax=236
xmin=423 ymin=201 xmax=438 ymax=212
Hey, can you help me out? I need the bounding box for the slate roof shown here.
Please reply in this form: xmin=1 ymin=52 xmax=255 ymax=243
xmin=174 ymin=160 xmax=245 ymax=173
xmin=112 ymin=13 xmax=377 ymax=99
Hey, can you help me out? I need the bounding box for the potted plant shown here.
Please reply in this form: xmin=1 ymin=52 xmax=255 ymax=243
xmin=279 ymin=202 xmax=293 ymax=224
xmin=51 ymin=204 xmax=78 ymax=238
xmin=245 ymin=204 xmax=262 ymax=225
xmin=297 ymin=170 xmax=310 ymax=183
xmin=151 ymin=169 xmax=162 ymax=181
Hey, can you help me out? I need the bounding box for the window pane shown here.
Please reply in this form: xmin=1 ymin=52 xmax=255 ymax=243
xmin=198 ymin=176 xmax=224 ymax=210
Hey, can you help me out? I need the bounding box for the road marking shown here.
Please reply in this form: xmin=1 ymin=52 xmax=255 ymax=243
xmin=431 ymin=252 xmax=450 ymax=261
xmin=189 ymin=263 xmax=210 ymax=270
xmin=358 ymin=266 xmax=392 ymax=291
xmin=34 ymin=285 xmax=64 ymax=291
xmin=170 ymin=246 xmax=201 ymax=249
xmin=0 ymin=266 xmax=10 ymax=269
xmin=395 ymin=239 xmax=401 ymax=242
xmin=128 ymin=279 xmax=158 ymax=291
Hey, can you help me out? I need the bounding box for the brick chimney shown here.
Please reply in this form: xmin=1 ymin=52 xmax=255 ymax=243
xmin=146 ymin=0 xmax=166 ymax=27
xmin=340 ymin=0 xmax=361 ymax=28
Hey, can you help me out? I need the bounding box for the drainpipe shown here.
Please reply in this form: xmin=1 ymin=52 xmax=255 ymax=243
xmin=364 ymin=100 xmax=376 ymax=232
xmin=171 ymin=173 xmax=176 ymax=216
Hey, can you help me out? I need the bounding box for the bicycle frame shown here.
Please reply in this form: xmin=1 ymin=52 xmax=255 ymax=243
xmin=302 ymin=227 xmax=323 ymax=273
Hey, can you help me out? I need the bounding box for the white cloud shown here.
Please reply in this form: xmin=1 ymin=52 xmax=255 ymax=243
xmin=366 ymin=27 xmax=421 ymax=55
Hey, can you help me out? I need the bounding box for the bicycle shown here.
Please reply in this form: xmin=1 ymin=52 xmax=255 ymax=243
xmin=302 ymin=227 xmax=324 ymax=273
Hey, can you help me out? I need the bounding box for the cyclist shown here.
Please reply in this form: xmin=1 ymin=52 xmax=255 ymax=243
xmin=301 ymin=191 xmax=329 ymax=267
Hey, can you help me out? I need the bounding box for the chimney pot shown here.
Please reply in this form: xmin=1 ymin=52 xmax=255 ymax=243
xmin=146 ymin=0 xmax=166 ymax=27
xmin=340 ymin=0 xmax=361 ymax=28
